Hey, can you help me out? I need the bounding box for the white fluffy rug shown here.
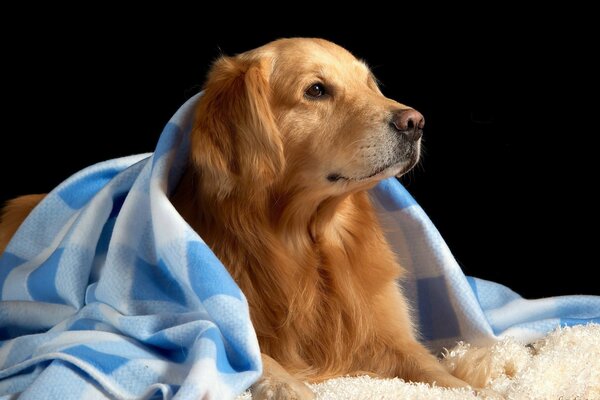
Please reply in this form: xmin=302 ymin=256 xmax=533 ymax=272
xmin=238 ymin=324 xmax=600 ymax=399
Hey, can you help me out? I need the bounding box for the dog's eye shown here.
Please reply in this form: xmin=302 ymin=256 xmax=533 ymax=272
xmin=305 ymin=83 xmax=326 ymax=99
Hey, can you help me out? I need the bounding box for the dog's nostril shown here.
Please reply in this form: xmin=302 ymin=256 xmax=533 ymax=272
xmin=391 ymin=109 xmax=425 ymax=140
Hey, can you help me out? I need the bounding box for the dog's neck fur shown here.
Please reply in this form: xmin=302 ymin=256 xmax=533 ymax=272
xmin=172 ymin=165 xmax=402 ymax=379
xmin=173 ymin=165 xmax=354 ymax=254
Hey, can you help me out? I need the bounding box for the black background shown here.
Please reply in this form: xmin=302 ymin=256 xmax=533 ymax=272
xmin=1 ymin=11 xmax=598 ymax=298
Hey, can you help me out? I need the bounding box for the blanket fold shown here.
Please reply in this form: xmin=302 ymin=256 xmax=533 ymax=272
xmin=1 ymin=93 xmax=598 ymax=399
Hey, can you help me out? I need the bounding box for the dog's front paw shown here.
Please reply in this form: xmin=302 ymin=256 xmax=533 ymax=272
xmin=251 ymin=376 xmax=315 ymax=400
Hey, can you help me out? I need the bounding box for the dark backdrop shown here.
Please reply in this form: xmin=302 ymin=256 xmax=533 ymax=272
xmin=1 ymin=13 xmax=598 ymax=298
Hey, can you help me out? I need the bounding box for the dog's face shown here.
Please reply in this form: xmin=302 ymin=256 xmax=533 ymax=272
xmin=268 ymin=39 xmax=423 ymax=190
xmin=191 ymin=38 xmax=423 ymax=198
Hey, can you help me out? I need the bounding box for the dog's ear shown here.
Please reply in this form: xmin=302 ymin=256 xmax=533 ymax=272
xmin=190 ymin=55 xmax=284 ymax=199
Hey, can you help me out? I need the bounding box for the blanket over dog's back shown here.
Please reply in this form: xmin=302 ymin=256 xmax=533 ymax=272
xmin=1 ymin=94 xmax=599 ymax=399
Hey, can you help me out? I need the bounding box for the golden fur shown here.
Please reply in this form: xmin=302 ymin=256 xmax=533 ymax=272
xmin=0 ymin=194 xmax=45 ymax=255
xmin=1 ymin=39 xmax=485 ymax=399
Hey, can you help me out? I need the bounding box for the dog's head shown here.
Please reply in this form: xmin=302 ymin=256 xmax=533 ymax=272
xmin=191 ymin=38 xmax=423 ymax=199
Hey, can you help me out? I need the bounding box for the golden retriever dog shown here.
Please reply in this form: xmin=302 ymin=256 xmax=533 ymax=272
xmin=0 ymin=38 xmax=483 ymax=399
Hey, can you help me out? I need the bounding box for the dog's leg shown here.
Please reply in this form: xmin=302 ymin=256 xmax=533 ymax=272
xmin=391 ymin=340 xmax=473 ymax=388
xmin=367 ymin=285 xmax=475 ymax=389
xmin=251 ymin=354 xmax=315 ymax=400
xmin=0 ymin=194 xmax=45 ymax=255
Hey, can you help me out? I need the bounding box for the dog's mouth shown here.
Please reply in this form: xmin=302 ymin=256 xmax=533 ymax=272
xmin=327 ymin=144 xmax=420 ymax=183
xmin=327 ymin=162 xmax=403 ymax=182
xmin=327 ymin=158 xmax=417 ymax=183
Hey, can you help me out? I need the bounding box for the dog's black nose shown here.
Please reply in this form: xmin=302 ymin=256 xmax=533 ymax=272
xmin=391 ymin=109 xmax=425 ymax=141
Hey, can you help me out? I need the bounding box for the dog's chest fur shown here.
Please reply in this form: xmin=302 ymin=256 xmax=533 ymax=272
xmin=173 ymin=178 xmax=405 ymax=378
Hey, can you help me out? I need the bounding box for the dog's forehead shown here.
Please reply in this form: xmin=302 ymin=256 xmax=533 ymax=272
xmin=263 ymin=38 xmax=371 ymax=80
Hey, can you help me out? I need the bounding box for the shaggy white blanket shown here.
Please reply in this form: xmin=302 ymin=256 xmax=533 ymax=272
xmin=239 ymin=324 xmax=600 ymax=399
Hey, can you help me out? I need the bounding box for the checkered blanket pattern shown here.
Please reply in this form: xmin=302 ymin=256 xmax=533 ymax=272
xmin=1 ymin=93 xmax=598 ymax=399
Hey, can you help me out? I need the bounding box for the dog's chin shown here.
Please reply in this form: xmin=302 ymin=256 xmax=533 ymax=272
xmin=374 ymin=151 xmax=421 ymax=181
xmin=373 ymin=159 xmax=415 ymax=181
xmin=394 ymin=157 xmax=419 ymax=178
xmin=369 ymin=160 xmax=410 ymax=181
xmin=394 ymin=145 xmax=420 ymax=178
xmin=328 ymin=158 xmax=416 ymax=184
xmin=327 ymin=145 xmax=421 ymax=184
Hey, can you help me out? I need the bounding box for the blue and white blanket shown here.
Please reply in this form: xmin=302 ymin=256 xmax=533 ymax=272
xmin=1 ymin=93 xmax=598 ymax=399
